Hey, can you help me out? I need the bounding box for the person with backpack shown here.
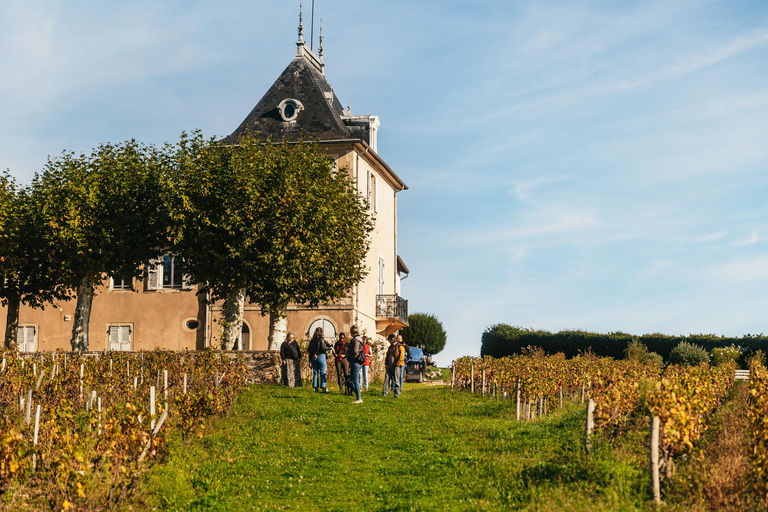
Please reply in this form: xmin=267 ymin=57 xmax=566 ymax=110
xmin=398 ymin=334 xmax=411 ymax=386
xmin=346 ymin=325 xmax=366 ymax=404
xmin=383 ymin=334 xmax=404 ymax=397
xmin=308 ymin=327 xmax=330 ymax=393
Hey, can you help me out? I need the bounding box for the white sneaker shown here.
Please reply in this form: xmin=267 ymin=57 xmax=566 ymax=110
xmin=352 ymin=399 xmax=363 ymax=404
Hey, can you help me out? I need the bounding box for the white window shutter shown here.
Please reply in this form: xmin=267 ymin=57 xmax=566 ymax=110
xmin=109 ymin=326 xmax=120 ymax=351
xmin=367 ymin=170 xmax=372 ymax=207
xmin=375 ymin=174 xmax=380 ymax=213
xmin=17 ymin=326 xmax=35 ymax=352
xmin=147 ymin=258 xmax=163 ymax=290
xmin=120 ymin=326 xmax=131 ymax=351
xmin=378 ymin=257 xmax=385 ymax=295
xmin=181 ymin=274 xmax=194 ymax=290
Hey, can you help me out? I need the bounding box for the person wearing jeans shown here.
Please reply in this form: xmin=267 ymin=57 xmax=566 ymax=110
xmin=347 ymin=325 xmax=365 ymax=403
xmin=308 ymin=327 xmax=329 ymax=393
xmin=359 ymin=336 xmax=371 ymax=391
xmin=383 ymin=334 xmax=404 ymax=398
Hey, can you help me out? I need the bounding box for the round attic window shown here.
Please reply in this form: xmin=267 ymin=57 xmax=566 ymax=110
xmin=278 ymin=98 xmax=304 ymax=122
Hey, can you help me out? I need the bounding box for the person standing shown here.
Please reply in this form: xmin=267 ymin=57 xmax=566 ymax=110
xmin=346 ymin=325 xmax=365 ymax=404
xmin=360 ymin=335 xmax=372 ymax=392
xmin=398 ymin=334 xmax=411 ymax=386
xmin=308 ymin=327 xmax=329 ymax=393
xmin=383 ymin=334 xmax=404 ymax=397
xmin=279 ymin=332 xmax=302 ymax=387
xmin=334 ymin=332 xmax=350 ymax=392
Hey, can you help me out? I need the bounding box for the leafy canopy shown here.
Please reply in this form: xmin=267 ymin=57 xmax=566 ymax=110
xmin=30 ymin=140 xmax=173 ymax=288
xmin=171 ymin=133 xmax=374 ymax=314
xmin=400 ymin=312 xmax=447 ymax=356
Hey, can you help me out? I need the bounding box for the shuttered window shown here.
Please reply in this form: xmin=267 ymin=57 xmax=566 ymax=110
xmin=17 ymin=326 xmax=36 ymax=352
xmin=378 ymin=257 xmax=385 ymax=295
xmin=108 ymin=325 xmax=131 ymax=351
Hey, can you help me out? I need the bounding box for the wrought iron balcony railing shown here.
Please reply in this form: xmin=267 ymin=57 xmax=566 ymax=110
xmin=376 ymin=294 xmax=408 ymax=323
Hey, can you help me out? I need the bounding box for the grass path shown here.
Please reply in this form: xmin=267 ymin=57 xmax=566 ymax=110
xmin=126 ymin=383 xmax=653 ymax=511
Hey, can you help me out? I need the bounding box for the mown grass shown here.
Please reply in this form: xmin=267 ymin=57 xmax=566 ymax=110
xmin=124 ymin=383 xmax=655 ymax=511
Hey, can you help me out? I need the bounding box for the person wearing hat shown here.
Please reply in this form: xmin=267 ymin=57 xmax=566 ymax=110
xmin=383 ymin=333 xmax=404 ymax=397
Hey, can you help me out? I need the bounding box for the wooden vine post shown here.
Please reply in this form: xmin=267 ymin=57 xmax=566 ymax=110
xmin=650 ymin=416 xmax=661 ymax=505
xmin=481 ymin=369 xmax=486 ymax=397
xmin=150 ymin=386 xmax=156 ymax=431
xmin=470 ymin=365 xmax=474 ymax=394
xmin=516 ymin=379 xmax=521 ymax=421
xmin=450 ymin=364 xmax=455 ymax=390
xmin=585 ymin=399 xmax=595 ymax=454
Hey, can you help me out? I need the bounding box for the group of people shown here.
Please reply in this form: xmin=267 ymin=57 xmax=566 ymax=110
xmin=278 ymin=327 xmax=412 ymax=403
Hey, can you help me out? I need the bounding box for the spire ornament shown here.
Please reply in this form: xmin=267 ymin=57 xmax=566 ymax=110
xmin=318 ymin=20 xmax=324 ymax=62
xmin=297 ymin=1 xmax=305 ymax=46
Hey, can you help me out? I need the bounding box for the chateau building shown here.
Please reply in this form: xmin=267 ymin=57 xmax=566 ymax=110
xmin=0 ymin=21 xmax=409 ymax=351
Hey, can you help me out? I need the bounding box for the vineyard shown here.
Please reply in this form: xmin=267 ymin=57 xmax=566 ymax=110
xmin=452 ymin=351 xmax=768 ymax=505
xmin=0 ymin=349 xmax=248 ymax=511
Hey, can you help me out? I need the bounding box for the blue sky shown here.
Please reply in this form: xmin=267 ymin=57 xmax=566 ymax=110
xmin=2 ymin=1 xmax=768 ymax=364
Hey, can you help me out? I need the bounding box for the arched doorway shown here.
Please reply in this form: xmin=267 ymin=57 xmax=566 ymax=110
xmin=235 ymin=322 xmax=251 ymax=350
xmin=307 ymin=318 xmax=337 ymax=344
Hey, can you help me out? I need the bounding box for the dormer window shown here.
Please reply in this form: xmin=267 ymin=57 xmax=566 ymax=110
xmin=278 ymin=98 xmax=304 ymax=122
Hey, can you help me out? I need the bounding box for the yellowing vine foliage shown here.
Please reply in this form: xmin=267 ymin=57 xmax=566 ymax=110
xmin=453 ymin=352 xmax=735 ymax=473
xmin=748 ymin=358 xmax=768 ymax=500
xmin=0 ymin=349 xmax=248 ymax=510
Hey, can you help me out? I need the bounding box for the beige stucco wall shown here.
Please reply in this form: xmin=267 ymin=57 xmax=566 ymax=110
xmin=0 ymin=277 xmax=203 ymax=352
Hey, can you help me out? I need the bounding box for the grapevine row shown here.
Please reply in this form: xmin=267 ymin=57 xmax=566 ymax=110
xmin=0 ymin=349 xmax=248 ymax=511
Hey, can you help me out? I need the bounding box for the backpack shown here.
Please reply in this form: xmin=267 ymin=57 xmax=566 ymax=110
xmin=347 ymin=337 xmax=366 ymax=364
xmin=385 ymin=344 xmax=397 ymax=367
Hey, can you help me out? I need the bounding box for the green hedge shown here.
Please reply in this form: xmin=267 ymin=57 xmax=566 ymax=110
xmin=480 ymin=324 xmax=767 ymax=363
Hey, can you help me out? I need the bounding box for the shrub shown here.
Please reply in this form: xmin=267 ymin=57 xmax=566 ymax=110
xmin=624 ymin=340 xmax=664 ymax=367
xmin=669 ymin=342 xmax=710 ymax=366
xmin=711 ymin=344 xmax=741 ymax=366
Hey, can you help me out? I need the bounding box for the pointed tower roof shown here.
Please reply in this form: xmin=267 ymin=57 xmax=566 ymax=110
xmin=224 ymin=40 xmax=368 ymax=144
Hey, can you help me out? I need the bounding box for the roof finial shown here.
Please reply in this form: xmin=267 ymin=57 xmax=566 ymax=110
xmin=318 ymin=20 xmax=324 ymax=62
xmin=297 ymin=1 xmax=305 ymax=47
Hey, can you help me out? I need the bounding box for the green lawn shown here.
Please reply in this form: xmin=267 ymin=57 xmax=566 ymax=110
xmin=127 ymin=383 xmax=656 ymax=511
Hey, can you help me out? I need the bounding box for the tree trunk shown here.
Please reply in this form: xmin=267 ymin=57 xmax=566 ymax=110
xmin=71 ymin=277 xmax=95 ymax=351
xmin=221 ymin=287 xmax=246 ymax=350
xmin=268 ymin=303 xmax=288 ymax=351
xmin=4 ymin=294 xmax=20 ymax=350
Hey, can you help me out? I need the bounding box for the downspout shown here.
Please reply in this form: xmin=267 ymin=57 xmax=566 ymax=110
xmin=204 ymin=288 xmax=210 ymax=348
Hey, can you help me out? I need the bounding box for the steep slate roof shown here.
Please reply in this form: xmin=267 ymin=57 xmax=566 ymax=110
xmin=224 ymin=46 xmax=368 ymax=144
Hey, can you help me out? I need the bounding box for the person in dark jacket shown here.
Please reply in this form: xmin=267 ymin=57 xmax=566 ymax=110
xmin=334 ymin=332 xmax=349 ymax=392
xmin=346 ymin=325 xmax=365 ymax=403
xmin=307 ymin=327 xmax=329 ymax=393
xmin=383 ymin=334 xmax=404 ymax=397
xmin=279 ymin=332 xmax=302 ymax=387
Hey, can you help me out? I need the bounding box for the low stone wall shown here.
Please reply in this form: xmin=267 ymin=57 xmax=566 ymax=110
xmin=222 ymin=350 xmax=281 ymax=385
